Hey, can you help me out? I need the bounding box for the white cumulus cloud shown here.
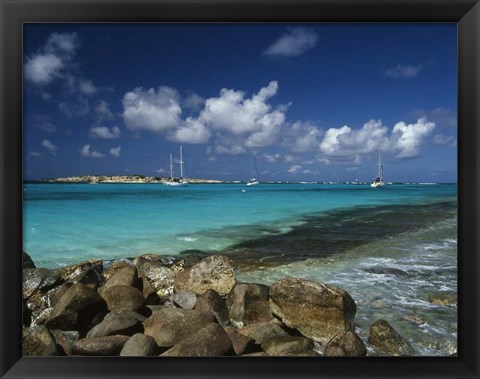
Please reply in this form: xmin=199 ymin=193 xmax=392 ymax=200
xmin=80 ymin=144 xmax=104 ymax=158
xmin=264 ymin=27 xmax=318 ymax=57
xmin=89 ymin=126 xmax=121 ymax=139
xmin=390 ymin=118 xmax=436 ymax=158
xmin=41 ymin=139 xmax=57 ymax=154
xmin=288 ymin=164 xmax=302 ymax=173
xmin=385 ymin=62 xmax=424 ymax=79
xmin=110 ymin=146 xmax=121 ymax=157
xmin=168 ymin=117 xmax=211 ymax=144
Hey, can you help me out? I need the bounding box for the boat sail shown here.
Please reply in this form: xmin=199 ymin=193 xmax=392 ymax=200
xmin=246 ymin=156 xmax=260 ymax=186
xmin=370 ymin=149 xmax=385 ymax=188
xmin=164 ymin=145 xmax=188 ymax=187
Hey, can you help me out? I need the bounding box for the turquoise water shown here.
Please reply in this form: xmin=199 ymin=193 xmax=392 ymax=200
xmin=23 ymin=182 xmax=457 ymax=356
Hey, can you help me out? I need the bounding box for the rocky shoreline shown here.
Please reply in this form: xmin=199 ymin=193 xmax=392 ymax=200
xmin=22 ymin=251 xmax=444 ymax=357
xmin=42 ymin=175 xmax=224 ymax=184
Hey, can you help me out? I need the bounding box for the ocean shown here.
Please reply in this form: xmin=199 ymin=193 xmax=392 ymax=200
xmin=23 ymin=182 xmax=457 ymax=356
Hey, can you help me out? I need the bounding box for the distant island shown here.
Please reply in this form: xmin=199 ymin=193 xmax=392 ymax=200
xmin=42 ymin=175 xmax=224 ymax=184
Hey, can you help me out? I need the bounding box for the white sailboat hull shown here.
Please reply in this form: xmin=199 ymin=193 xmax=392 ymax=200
xmin=370 ymin=181 xmax=385 ymax=188
xmin=163 ymin=181 xmax=188 ymax=186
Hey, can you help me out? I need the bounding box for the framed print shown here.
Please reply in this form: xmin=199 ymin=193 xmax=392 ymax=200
xmin=1 ymin=0 xmax=479 ymax=378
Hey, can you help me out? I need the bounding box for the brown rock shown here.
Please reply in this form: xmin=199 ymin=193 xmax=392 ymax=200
xmin=427 ymin=292 xmax=457 ymax=306
xmin=104 ymin=265 xmax=139 ymax=288
xmin=86 ymin=311 xmax=146 ymax=338
xmin=23 ymin=268 xmax=63 ymax=299
xmin=269 ymin=278 xmax=356 ymax=345
xmin=143 ymin=308 xmax=216 ymax=347
xmin=45 ymin=283 xmax=108 ymax=334
xmin=120 ymin=333 xmax=158 ymax=356
xmin=101 ymin=285 xmax=145 ymax=313
xmin=194 ymin=289 xmax=229 ymax=325
xmin=23 ymin=326 xmax=58 ymax=356
xmin=224 ymin=326 xmax=256 ymax=355
xmin=261 ymin=336 xmax=314 ymax=356
xmin=227 ymin=283 xmax=273 ymax=326
xmin=368 ymin=319 xmax=415 ymax=356
xmin=58 ymin=259 xmax=104 ymax=285
xmin=324 ymin=330 xmax=367 ymax=356
xmin=50 ymin=330 xmax=79 ymax=356
xmin=174 ymin=255 xmax=236 ymax=296
xmin=72 ymin=335 xmax=129 ymax=356
xmin=161 ymin=323 xmax=233 ymax=356
xmin=238 ymin=322 xmax=288 ymax=345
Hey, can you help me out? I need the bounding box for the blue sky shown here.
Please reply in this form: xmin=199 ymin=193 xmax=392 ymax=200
xmin=23 ymin=23 xmax=457 ymax=182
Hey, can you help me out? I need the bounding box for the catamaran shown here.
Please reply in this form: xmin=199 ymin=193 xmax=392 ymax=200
xmin=246 ymin=156 xmax=260 ymax=186
xmin=370 ymin=149 xmax=385 ymax=188
xmin=164 ymin=145 xmax=188 ymax=186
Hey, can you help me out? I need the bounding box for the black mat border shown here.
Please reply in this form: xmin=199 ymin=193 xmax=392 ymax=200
xmin=1 ymin=1 xmax=479 ymax=378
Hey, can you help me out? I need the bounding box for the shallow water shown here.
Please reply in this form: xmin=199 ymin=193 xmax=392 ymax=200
xmin=23 ymin=182 xmax=457 ymax=356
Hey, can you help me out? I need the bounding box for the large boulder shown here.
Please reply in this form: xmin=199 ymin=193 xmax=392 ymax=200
xmin=100 ymin=285 xmax=145 ymax=313
xmin=173 ymin=291 xmax=197 ymax=310
xmin=71 ymin=335 xmax=129 ymax=356
xmin=50 ymin=330 xmax=79 ymax=356
xmin=58 ymin=259 xmax=104 ymax=286
xmin=269 ymin=278 xmax=356 ymax=345
xmin=22 ymin=251 xmax=36 ymax=268
xmin=23 ymin=326 xmax=58 ymax=356
xmin=136 ymin=261 xmax=175 ymax=302
xmin=143 ymin=308 xmax=215 ymax=347
xmin=174 ymin=255 xmax=236 ymax=296
xmin=86 ymin=311 xmax=146 ymax=338
xmin=224 ymin=326 xmax=256 ymax=355
xmin=23 ymin=268 xmax=63 ymax=299
xmin=324 ymin=330 xmax=367 ymax=357
xmin=45 ymin=283 xmax=108 ymax=334
xmin=120 ymin=333 xmax=158 ymax=356
xmin=261 ymin=336 xmax=314 ymax=356
xmin=238 ymin=322 xmax=288 ymax=345
xmin=227 ymin=283 xmax=272 ymax=326
xmin=104 ymin=265 xmax=139 ymax=288
xmin=194 ymin=289 xmax=229 ymax=325
xmin=368 ymin=319 xmax=415 ymax=356
xmin=161 ymin=323 xmax=233 ymax=356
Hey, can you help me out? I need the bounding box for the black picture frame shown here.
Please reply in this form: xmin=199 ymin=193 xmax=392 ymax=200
xmin=1 ymin=0 xmax=479 ymax=378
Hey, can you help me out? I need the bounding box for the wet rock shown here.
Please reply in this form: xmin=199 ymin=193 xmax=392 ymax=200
xmin=368 ymin=319 xmax=415 ymax=356
xmin=23 ymin=251 xmax=36 ymax=268
xmin=71 ymin=335 xmax=129 ymax=356
xmin=120 ymin=333 xmax=158 ymax=356
xmin=137 ymin=261 xmax=175 ymax=302
xmin=261 ymin=336 xmax=314 ymax=356
xmin=227 ymin=283 xmax=273 ymax=326
xmin=103 ymin=261 xmax=131 ymax=281
xmin=224 ymin=326 xmax=256 ymax=355
xmin=104 ymin=265 xmax=139 ymax=289
xmin=173 ymin=291 xmax=197 ymax=309
xmin=269 ymin=278 xmax=356 ymax=345
xmin=23 ymin=326 xmax=58 ymax=356
xmin=31 ymin=307 xmax=54 ymax=326
xmin=143 ymin=308 xmax=215 ymax=347
xmin=58 ymin=259 xmax=104 ymax=285
xmin=427 ymin=292 xmax=457 ymax=307
xmin=45 ymin=283 xmax=108 ymax=334
xmin=174 ymin=255 xmax=236 ymax=296
xmin=23 ymin=268 xmax=63 ymax=299
xmin=401 ymin=314 xmax=425 ymax=325
xmin=170 ymin=254 xmax=204 ymax=273
xmin=238 ymin=322 xmax=288 ymax=345
xmin=324 ymin=330 xmax=367 ymax=357
xmin=86 ymin=311 xmax=146 ymax=338
xmin=101 ymin=285 xmax=145 ymax=313
xmin=194 ymin=289 xmax=229 ymax=325
xmin=161 ymin=323 xmax=233 ymax=356
xmin=50 ymin=330 xmax=79 ymax=355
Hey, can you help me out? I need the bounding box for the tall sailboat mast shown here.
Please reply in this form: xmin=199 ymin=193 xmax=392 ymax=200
xmin=179 ymin=145 xmax=184 ymax=179
xmin=169 ymin=153 xmax=174 ymax=179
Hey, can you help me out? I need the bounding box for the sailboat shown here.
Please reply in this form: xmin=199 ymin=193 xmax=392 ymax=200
xmin=246 ymin=156 xmax=260 ymax=186
xmin=370 ymin=149 xmax=385 ymax=188
xmin=163 ymin=145 xmax=188 ymax=187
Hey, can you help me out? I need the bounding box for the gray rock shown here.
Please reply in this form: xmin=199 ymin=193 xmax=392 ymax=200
xmin=104 ymin=265 xmax=139 ymax=288
xmin=269 ymin=278 xmax=356 ymax=345
xmin=174 ymin=255 xmax=236 ymax=296
xmin=86 ymin=311 xmax=146 ymax=338
xmin=143 ymin=308 xmax=215 ymax=347
xmin=368 ymin=319 xmax=415 ymax=356
xmin=137 ymin=261 xmax=175 ymax=302
xmin=23 ymin=268 xmax=63 ymax=299
xmin=224 ymin=326 xmax=256 ymax=355
xmin=173 ymin=291 xmax=197 ymax=309
xmin=261 ymin=336 xmax=314 ymax=356
xmin=23 ymin=325 xmax=58 ymax=356
xmin=23 ymin=251 xmax=36 ymax=268
xmin=100 ymin=285 xmax=145 ymax=313
xmin=50 ymin=330 xmax=79 ymax=355
xmin=58 ymin=259 xmax=104 ymax=285
xmin=120 ymin=333 xmax=158 ymax=356
xmin=194 ymin=289 xmax=229 ymax=325
xmin=45 ymin=283 xmax=108 ymax=334
xmin=227 ymin=283 xmax=272 ymax=326
xmin=161 ymin=323 xmax=233 ymax=356
xmin=72 ymin=335 xmax=129 ymax=356
xmin=324 ymin=330 xmax=367 ymax=356
xmin=238 ymin=322 xmax=288 ymax=345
